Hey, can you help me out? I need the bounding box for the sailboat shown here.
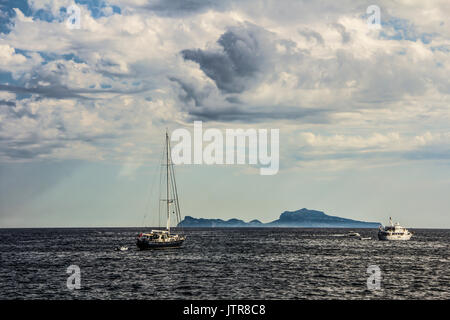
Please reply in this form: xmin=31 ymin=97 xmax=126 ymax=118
xmin=136 ymin=130 xmax=186 ymax=249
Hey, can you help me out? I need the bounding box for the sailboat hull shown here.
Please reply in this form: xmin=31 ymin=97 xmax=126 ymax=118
xmin=136 ymin=238 xmax=185 ymax=250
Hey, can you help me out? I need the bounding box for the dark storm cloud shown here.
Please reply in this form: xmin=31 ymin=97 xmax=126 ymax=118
xmin=140 ymin=0 xmax=230 ymax=16
xmin=0 ymin=83 xmax=149 ymax=101
xmin=0 ymin=100 xmax=15 ymax=107
xmin=0 ymin=60 xmax=151 ymax=101
xmin=0 ymin=83 xmax=92 ymax=100
xmin=187 ymin=105 xmax=330 ymax=123
xmin=181 ymin=24 xmax=273 ymax=94
xmin=1 ymin=148 xmax=45 ymax=159
xmin=169 ymin=77 xmax=204 ymax=106
xmin=225 ymin=96 xmax=241 ymax=104
xmin=0 ymin=138 xmax=64 ymax=160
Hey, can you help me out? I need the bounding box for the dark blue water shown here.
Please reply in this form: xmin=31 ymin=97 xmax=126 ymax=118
xmin=0 ymin=228 xmax=448 ymax=299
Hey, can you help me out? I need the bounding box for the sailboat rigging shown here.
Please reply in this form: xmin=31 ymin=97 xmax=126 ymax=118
xmin=136 ymin=130 xmax=186 ymax=249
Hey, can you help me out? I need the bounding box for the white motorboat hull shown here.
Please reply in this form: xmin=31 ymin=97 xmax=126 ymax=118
xmin=378 ymin=232 xmax=412 ymax=241
xmin=378 ymin=217 xmax=413 ymax=241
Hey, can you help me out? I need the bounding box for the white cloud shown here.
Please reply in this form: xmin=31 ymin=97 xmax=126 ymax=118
xmin=0 ymin=43 xmax=26 ymax=64
xmin=0 ymin=0 xmax=448 ymax=171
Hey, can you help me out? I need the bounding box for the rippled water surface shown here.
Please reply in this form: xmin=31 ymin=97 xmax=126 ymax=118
xmin=0 ymin=228 xmax=448 ymax=299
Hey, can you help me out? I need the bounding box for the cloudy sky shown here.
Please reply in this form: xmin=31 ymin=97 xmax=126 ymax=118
xmin=0 ymin=0 xmax=449 ymax=228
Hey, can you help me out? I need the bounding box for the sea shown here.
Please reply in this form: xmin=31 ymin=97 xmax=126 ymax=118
xmin=0 ymin=228 xmax=448 ymax=299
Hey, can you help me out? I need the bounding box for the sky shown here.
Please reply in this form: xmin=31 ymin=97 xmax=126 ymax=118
xmin=0 ymin=0 xmax=449 ymax=228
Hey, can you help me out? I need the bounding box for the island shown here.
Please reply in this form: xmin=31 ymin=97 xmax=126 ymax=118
xmin=177 ymin=208 xmax=380 ymax=228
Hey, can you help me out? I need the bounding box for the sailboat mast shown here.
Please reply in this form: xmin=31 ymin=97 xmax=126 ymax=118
xmin=166 ymin=130 xmax=171 ymax=233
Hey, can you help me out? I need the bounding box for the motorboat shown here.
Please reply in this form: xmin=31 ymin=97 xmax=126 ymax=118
xmin=378 ymin=217 xmax=412 ymax=240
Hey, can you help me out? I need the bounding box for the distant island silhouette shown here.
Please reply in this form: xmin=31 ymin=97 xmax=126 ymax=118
xmin=178 ymin=208 xmax=381 ymax=228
